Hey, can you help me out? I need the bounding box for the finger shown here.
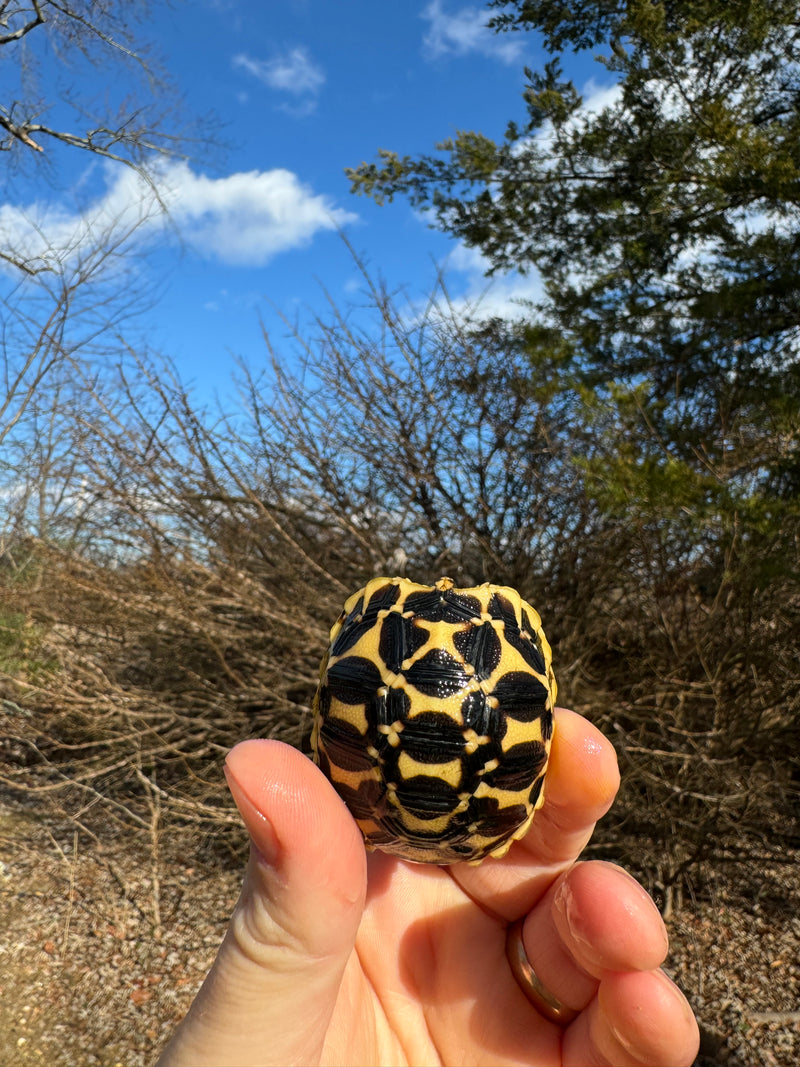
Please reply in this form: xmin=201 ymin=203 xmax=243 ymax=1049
xmin=519 ymin=861 xmax=669 ymax=1013
xmin=564 ymin=970 xmax=700 ymax=1067
xmin=520 ymin=708 xmax=621 ymax=866
xmin=451 ymin=708 xmax=620 ymax=918
xmin=157 ymin=740 xmax=367 ymax=1067
xmin=551 ymin=862 xmax=669 ymax=976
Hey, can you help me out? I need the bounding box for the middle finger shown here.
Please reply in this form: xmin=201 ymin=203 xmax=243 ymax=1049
xmin=449 ymin=708 xmax=620 ymax=918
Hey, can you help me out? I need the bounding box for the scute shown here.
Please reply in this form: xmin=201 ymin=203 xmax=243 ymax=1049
xmin=393 ymin=712 xmax=467 ymax=763
xmin=453 ymin=620 xmax=502 ymax=678
xmin=378 ymin=612 xmax=428 ymax=672
xmin=491 ymin=671 xmax=550 ymax=720
xmin=325 ymin=656 xmax=384 ymax=705
xmin=484 ymin=740 xmax=548 ymax=792
xmin=459 ymin=688 xmax=496 ymax=736
xmin=404 ymin=648 xmax=470 ymax=698
xmin=311 ymin=576 xmax=557 ymax=865
xmin=395 ymin=776 xmax=461 ymax=818
xmin=403 ymin=588 xmax=482 ymax=623
xmin=317 ymin=716 xmax=375 ymax=772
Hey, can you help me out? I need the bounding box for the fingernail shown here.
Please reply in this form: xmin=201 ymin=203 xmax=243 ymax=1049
xmin=224 ymin=760 xmax=280 ymax=867
xmin=554 ymin=863 xmax=669 ymax=960
xmin=654 ymin=969 xmax=697 ymax=1021
xmin=553 ymin=878 xmax=593 ymax=953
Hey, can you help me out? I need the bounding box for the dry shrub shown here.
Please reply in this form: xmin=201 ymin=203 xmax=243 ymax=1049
xmin=559 ymin=526 xmax=800 ymax=911
xmin=1 ymin=275 xmax=797 ymax=902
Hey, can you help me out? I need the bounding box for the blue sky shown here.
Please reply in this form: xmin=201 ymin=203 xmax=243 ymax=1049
xmin=3 ymin=1 xmax=608 ymax=402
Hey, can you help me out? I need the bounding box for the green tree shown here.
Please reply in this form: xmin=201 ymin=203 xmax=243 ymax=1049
xmin=349 ymin=1 xmax=800 ymax=891
xmin=348 ymin=0 xmax=800 ymax=539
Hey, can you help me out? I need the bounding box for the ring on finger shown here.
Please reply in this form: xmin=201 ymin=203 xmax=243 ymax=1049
xmin=506 ymin=918 xmax=579 ymax=1026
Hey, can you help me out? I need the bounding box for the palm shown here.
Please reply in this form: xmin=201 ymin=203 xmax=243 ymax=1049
xmin=327 ymin=851 xmax=565 ymax=1066
xmin=321 ymin=708 xmax=671 ymax=1066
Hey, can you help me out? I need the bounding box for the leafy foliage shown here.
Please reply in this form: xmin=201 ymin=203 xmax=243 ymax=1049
xmin=348 ymin=0 xmax=800 ymax=546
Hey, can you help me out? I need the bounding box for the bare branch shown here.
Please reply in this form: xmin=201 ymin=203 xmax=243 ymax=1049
xmin=0 ymin=111 xmax=44 ymax=151
xmin=0 ymin=0 xmax=43 ymax=45
xmin=45 ymin=0 xmax=148 ymax=69
xmin=0 ymin=247 xmax=41 ymax=274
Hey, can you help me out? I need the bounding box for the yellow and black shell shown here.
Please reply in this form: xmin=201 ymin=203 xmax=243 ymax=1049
xmin=311 ymin=576 xmax=556 ymax=864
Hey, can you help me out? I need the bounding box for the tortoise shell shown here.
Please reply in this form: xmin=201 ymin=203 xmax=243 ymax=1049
xmin=311 ymin=576 xmax=556 ymax=864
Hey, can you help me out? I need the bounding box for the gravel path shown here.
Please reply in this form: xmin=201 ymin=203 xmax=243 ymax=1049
xmin=1 ymin=806 xmax=796 ymax=1066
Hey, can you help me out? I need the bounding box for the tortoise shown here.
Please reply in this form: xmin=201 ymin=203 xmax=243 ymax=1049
xmin=311 ymin=576 xmax=556 ymax=864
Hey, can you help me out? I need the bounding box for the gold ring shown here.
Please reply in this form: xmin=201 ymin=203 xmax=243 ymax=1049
xmin=506 ymin=918 xmax=579 ymax=1026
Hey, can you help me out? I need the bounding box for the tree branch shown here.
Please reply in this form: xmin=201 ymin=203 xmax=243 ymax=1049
xmin=0 ymin=111 xmax=44 ymax=151
xmin=0 ymin=0 xmax=44 ymax=46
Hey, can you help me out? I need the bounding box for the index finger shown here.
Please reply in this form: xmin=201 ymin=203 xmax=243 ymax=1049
xmin=449 ymin=708 xmax=620 ymax=919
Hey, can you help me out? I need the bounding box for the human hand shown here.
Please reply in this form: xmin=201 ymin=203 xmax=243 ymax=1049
xmin=156 ymin=708 xmax=700 ymax=1066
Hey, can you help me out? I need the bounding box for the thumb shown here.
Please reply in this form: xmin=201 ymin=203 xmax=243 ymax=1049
xmin=157 ymin=739 xmax=367 ymax=1067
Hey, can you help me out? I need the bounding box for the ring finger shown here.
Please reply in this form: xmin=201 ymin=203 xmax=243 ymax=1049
xmin=519 ymin=861 xmax=670 ymax=1014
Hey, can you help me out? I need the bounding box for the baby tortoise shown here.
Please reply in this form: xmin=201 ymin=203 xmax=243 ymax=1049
xmin=311 ymin=576 xmax=556 ymax=864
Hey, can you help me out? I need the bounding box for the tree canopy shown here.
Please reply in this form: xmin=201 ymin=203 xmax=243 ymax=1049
xmin=348 ymin=0 xmax=800 ymax=541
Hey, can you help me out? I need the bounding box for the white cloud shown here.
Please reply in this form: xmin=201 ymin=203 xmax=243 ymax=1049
xmin=0 ymin=168 xmax=160 ymax=273
xmin=0 ymin=161 xmax=357 ymax=272
xmin=421 ymin=0 xmax=523 ymax=64
xmin=163 ymin=163 xmax=353 ymax=263
xmin=444 ymin=242 xmax=545 ymax=320
xmin=233 ymin=48 xmax=325 ymax=96
xmin=580 ymin=79 xmax=623 ymax=117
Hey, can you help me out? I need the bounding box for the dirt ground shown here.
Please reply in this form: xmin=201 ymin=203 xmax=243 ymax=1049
xmin=0 ymin=800 xmax=797 ymax=1067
